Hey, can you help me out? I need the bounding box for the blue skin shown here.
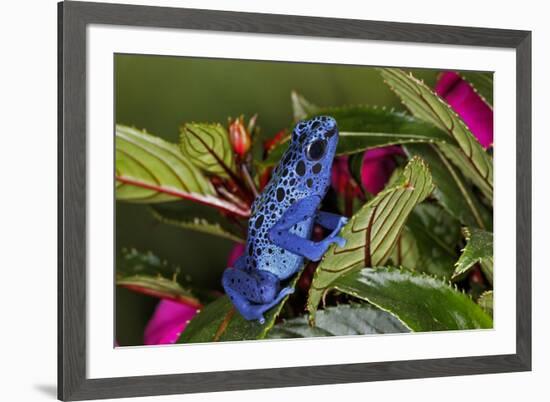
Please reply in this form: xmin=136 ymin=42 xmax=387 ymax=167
xmin=222 ymin=116 xmax=348 ymax=323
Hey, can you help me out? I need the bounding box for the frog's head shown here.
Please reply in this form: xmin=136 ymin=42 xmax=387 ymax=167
xmin=270 ymin=116 xmax=339 ymax=196
xmin=292 ymin=115 xmax=339 ymax=169
xmin=262 ymin=116 xmax=339 ymax=206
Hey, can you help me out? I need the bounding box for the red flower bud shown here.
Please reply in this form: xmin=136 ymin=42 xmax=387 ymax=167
xmin=229 ymin=116 xmax=251 ymax=158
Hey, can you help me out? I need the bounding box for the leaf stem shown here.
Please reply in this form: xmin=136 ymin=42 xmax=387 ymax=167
xmin=217 ymin=186 xmax=250 ymax=212
xmin=241 ymin=164 xmax=259 ymax=199
xmin=116 ymin=175 xmax=251 ymax=218
xmin=118 ymin=283 xmax=203 ymax=308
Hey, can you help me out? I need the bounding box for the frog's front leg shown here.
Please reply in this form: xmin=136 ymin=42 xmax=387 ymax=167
xmin=268 ymin=195 xmax=346 ymax=261
xmin=315 ymin=211 xmax=349 ymax=233
xmin=222 ymin=263 xmax=294 ymax=324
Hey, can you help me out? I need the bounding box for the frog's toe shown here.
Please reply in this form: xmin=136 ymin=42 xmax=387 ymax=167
xmin=335 ymin=218 xmax=348 ymax=233
xmin=250 ymin=288 xmax=296 ymax=324
xmin=278 ymin=286 xmax=295 ymax=299
xmin=332 ymin=235 xmax=346 ymax=248
xmin=307 ymin=247 xmax=326 ymax=262
xmin=239 ymin=305 xmax=271 ymax=324
xmin=271 ymin=286 xmax=294 ymax=305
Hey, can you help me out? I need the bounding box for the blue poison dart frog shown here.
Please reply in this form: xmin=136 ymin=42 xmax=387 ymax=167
xmin=222 ymin=116 xmax=348 ymax=323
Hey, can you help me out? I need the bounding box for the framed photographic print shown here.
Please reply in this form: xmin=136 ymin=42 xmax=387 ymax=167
xmin=58 ymin=1 xmax=532 ymax=400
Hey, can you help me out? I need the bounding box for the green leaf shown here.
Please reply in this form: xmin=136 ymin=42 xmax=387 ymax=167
xmin=388 ymin=227 xmax=420 ymax=272
xmin=438 ymin=143 xmax=493 ymax=202
xmin=268 ymin=304 xmax=409 ymax=339
xmin=380 ymin=68 xmax=493 ymax=201
xmin=116 ymin=248 xmax=202 ymax=307
xmin=452 ymin=227 xmax=493 ymax=282
xmin=307 ymin=157 xmax=434 ymax=321
xmin=480 ymin=258 xmax=494 ymax=286
xmin=389 ymin=203 xmax=461 ymax=279
xmin=180 ymin=123 xmax=237 ymax=178
xmin=117 ymin=275 xmax=202 ymax=306
xmin=177 ymin=272 xmax=301 ymax=343
xmin=329 ymin=106 xmax=453 ymax=154
xmin=333 ymin=267 xmax=493 ymax=331
xmin=291 ymin=91 xmax=320 ymax=122
xmin=116 ymin=125 xmax=216 ymax=202
xmin=404 ymin=143 xmax=492 ymax=230
xmin=263 ymin=105 xmax=453 ymax=166
xmin=477 ymin=290 xmax=493 ymax=317
xmin=403 ymin=203 xmax=461 ymax=278
xmin=460 ymin=71 xmax=493 ymax=106
xmin=151 ymin=202 xmax=245 ymax=244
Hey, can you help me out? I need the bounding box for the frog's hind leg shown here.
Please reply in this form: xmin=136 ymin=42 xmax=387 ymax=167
xmin=223 ymin=268 xmax=279 ymax=305
xmin=222 ymin=266 xmax=294 ymax=324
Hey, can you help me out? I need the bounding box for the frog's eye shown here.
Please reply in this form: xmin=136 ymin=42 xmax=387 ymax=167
xmin=306 ymin=139 xmax=327 ymax=161
xmin=326 ymin=127 xmax=337 ymax=138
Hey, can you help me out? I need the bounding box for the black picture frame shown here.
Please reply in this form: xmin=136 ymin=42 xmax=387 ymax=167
xmin=58 ymin=1 xmax=532 ymax=400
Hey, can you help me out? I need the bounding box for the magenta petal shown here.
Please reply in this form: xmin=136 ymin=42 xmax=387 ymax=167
xmin=360 ymin=147 xmax=402 ymax=195
xmin=227 ymin=243 xmax=245 ymax=267
xmin=331 ymin=156 xmax=351 ymax=193
xmin=144 ymin=299 xmax=199 ymax=345
xmin=361 ymin=156 xmax=397 ymax=194
xmin=435 ymin=72 xmax=462 ymax=97
xmin=436 ymin=72 xmax=493 ymax=149
xmin=362 ymin=146 xmax=404 ymax=162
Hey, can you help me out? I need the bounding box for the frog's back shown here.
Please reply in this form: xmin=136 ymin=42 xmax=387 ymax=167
xmin=244 ymin=117 xmax=335 ymax=279
xmin=245 ymin=172 xmax=314 ymax=279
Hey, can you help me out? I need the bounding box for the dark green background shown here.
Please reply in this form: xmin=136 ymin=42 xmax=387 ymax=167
xmin=115 ymin=54 xmax=439 ymax=345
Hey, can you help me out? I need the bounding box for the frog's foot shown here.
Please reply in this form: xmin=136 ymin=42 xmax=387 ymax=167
xmin=326 ymin=216 xmax=348 ymax=240
xmin=334 ymin=216 xmax=349 ymax=233
xmin=326 ymin=234 xmax=346 ymax=249
xmin=222 ymin=268 xmax=295 ymax=323
xmin=255 ymin=287 xmax=295 ymax=324
xmin=225 ymin=285 xmax=294 ymax=324
xmin=306 ymin=233 xmax=347 ymax=261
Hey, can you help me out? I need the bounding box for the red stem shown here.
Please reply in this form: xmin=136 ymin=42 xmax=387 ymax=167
xmin=120 ymin=284 xmax=203 ymax=309
xmin=116 ymin=175 xmax=251 ymax=218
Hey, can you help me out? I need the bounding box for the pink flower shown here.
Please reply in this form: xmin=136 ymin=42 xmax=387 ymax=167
xmin=435 ymin=72 xmax=493 ymax=149
xmin=144 ymin=299 xmax=199 ymax=345
xmin=331 ymin=148 xmax=403 ymax=198
xmin=143 ymin=244 xmax=246 ymax=346
xmin=361 ymin=146 xmax=404 ymax=195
